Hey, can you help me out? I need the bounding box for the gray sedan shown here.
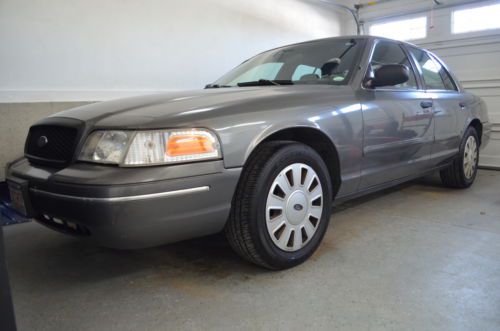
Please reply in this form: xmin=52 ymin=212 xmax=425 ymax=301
xmin=7 ymin=36 xmax=491 ymax=269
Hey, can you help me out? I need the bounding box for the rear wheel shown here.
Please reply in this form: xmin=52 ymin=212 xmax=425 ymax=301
xmin=440 ymin=126 xmax=479 ymax=188
xmin=225 ymin=141 xmax=332 ymax=269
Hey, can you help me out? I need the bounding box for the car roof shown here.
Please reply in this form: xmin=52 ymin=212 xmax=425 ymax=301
xmin=271 ymin=35 xmax=420 ymax=52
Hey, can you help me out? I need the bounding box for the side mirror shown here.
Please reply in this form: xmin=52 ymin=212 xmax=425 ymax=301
xmin=368 ymin=64 xmax=410 ymax=88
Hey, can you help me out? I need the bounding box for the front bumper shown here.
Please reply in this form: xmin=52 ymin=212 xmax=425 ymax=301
xmin=6 ymin=158 xmax=241 ymax=249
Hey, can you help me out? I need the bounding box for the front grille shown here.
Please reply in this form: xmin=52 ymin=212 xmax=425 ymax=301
xmin=25 ymin=125 xmax=79 ymax=167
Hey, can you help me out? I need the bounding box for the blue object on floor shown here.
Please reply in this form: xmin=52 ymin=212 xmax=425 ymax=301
xmin=0 ymin=182 xmax=31 ymax=226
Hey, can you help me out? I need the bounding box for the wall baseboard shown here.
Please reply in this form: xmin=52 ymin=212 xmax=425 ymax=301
xmin=0 ymin=90 xmax=173 ymax=103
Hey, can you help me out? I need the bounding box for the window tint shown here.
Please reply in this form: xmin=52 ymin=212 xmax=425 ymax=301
xmin=369 ymin=41 xmax=418 ymax=89
xmin=215 ymin=38 xmax=362 ymax=87
xmin=409 ymin=48 xmax=455 ymax=90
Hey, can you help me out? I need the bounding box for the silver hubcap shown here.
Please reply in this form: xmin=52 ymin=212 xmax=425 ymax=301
xmin=463 ymin=135 xmax=478 ymax=179
xmin=265 ymin=163 xmax=323 ymax=252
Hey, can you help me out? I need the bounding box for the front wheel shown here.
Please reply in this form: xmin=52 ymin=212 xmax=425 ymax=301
xmin=225 ymin=141 xmax=333 ymax=270
xmin=440 ymin=126 xmax=479 ymax=188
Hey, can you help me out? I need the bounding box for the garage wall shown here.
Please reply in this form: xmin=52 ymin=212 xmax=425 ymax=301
xmin=0 ymin=0 xmax=356 ymax=180
xmin=360 ymin=0 xmax=500 ymax=169
xmin=0 ymin=0 xmax=355 ymax=102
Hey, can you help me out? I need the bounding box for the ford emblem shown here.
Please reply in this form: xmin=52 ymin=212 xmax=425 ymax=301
xmin=37 ymin=135 xmax=49 ymax=148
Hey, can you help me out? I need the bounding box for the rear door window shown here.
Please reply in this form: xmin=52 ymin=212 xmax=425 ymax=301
xmin=408 ymin=48 xmax=456 ymax=91
xmin=430 ymin=54 xmax=458 ymax=91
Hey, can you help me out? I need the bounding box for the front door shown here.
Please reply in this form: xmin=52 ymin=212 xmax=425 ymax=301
xmin=359 ymin=40 xmax=434 ymax=189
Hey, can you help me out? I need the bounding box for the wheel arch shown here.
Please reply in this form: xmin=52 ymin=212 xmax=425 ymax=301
xmin=245 ymin=126 xmax=341 ymax=199
xmin=467 ymin=118 xmax=483 ymax=145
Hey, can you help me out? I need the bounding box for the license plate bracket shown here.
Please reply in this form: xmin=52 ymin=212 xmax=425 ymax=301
xmin=7 ymin=177 xmax=34 ymax=218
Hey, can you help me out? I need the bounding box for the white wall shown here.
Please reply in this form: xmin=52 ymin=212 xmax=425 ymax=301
xmin=360 ymin=0 xmax=500 ymax=169
xmin=0 ymin=0 xmax=356 ymax=102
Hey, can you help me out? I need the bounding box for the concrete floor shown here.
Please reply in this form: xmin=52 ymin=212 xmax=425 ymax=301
xmin=4 ymin=170 xmax=500 ymax=331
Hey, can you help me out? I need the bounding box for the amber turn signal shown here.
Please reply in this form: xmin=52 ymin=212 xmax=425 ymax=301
xmin=166 ymin=134 xmax=215 ymax=157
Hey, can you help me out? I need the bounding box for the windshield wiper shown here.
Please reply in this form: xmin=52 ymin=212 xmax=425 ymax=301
xmin=237 ymin=79 xmax=294 ymax=87
xmin=205 ymin=83 xmax=232 ymax=89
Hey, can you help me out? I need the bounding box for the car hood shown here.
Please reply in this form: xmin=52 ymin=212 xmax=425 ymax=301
xmin=52 ymin=85 xmax=352 ymax=129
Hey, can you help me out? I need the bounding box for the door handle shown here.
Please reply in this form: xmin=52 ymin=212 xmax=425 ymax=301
xmin=420 ymin=100 xmax=433 ymax=109
xmin=459 ymin=102 xmax=466 ymax=109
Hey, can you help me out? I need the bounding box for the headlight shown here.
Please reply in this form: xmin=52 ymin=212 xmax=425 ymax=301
xmin=78 ymin=129 xmax=221 ymax=166
xmin=79 ymin=131 xmax=132 ymax=164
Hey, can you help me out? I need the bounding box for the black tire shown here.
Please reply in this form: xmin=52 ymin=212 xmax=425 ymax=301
xmin=225 ymin=141 xmax=333 ymax=270
xmin=440 ymin=126 xmax=479 ymax=188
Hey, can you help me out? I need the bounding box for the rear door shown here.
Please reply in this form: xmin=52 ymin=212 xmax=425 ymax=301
xmin=358 ymin=40 xmax=434 ymax=189
xmin=407 ymin=47 xmax=463 ymax=166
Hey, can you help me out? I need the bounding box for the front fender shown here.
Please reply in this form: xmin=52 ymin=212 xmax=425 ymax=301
xmin=243 ymin=121 xmax=322 ymax=164
xmin=213 ymin=101 xmax=363 ymax=197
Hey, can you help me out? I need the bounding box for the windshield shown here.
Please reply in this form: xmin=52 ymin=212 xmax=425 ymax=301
xmin=211 ymin=38 xmax=363 ymax=87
